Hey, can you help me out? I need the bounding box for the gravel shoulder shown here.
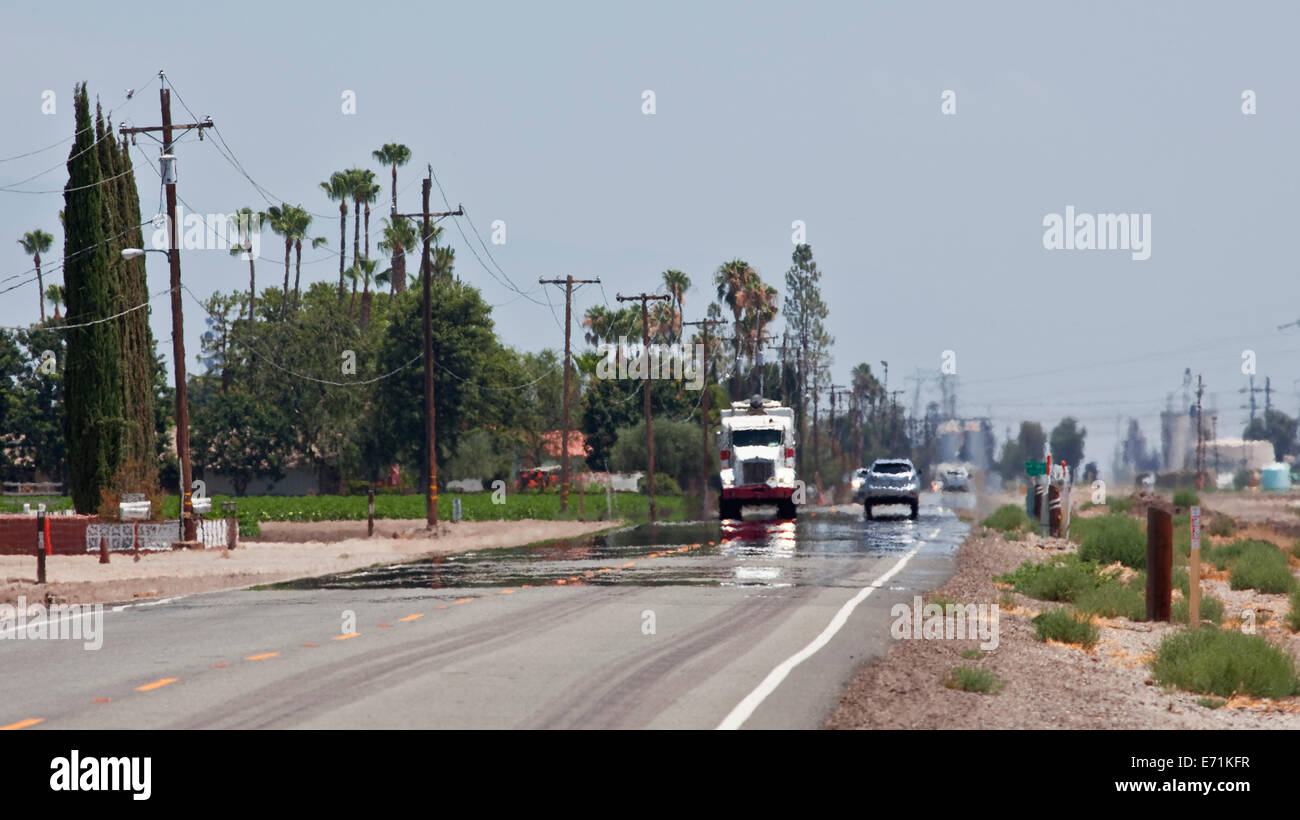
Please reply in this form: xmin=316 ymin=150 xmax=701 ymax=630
xmin=826 ymin=497 xmax=1300 ymax=730
xmin=0 ymin=518 xmax=618 ymax=607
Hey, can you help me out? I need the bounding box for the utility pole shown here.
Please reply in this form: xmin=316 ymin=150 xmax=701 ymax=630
xmin=1195 ymin=375 xmax=1206 ymax=490
xmin=1240 ymin=375 xmax=1262 ymax=424
xmin=830 ymin=385 xmax=847 ymax=482
xmin=618 ymin=292 xmax=671 ymax=522
xmin=397 ymin=170 xmax=463 ymax=527
xmin=540 ymin=275 xmax=600 ymax=512
xmin=120 ymin=73 xmax=212 ymax=544
xmin=684 ymin=317 xmax=725 ymax=516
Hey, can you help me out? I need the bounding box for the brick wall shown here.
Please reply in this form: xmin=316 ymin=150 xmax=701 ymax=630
xmin=0 ymin=515 xmax=96 ymax=556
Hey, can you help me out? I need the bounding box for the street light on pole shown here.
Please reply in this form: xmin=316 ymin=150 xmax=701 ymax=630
xmin=120 ymin=244 xmax=193 ymax=544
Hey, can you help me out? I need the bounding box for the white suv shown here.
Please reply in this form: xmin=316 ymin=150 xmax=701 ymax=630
xmin=860 ymin=458 xmax=920 ymax=520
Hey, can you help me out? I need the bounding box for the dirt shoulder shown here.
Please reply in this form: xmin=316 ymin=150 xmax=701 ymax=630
xmin=826 ymin=503 xmax=1300 ymax=730
xmin=0 ymin=518 xmax=618 ymax=607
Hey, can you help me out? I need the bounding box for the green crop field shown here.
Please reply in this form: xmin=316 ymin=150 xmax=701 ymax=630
xmin=4 ymin=491 xmax=694 ymax=537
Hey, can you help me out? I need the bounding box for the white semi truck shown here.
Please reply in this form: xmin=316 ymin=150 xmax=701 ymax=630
xmin=717 ymin=396 xmax=798 ymax=519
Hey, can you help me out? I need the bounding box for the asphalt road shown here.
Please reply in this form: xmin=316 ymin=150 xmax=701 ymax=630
xmin=1 ymin=493 xmax=969 ymax=730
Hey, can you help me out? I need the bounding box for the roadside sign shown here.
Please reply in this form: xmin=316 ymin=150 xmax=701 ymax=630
xmin=1190 ymin=506 xmax=1201 ymax=551
xmin=1025 ymin=460 xmax=1046 ymax=476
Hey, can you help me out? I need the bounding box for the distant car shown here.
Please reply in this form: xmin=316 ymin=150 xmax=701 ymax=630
xmin=940 ymin=465 xmax=970 ymax=492
xmin=861 ymin=458 xmax=920 ymax=520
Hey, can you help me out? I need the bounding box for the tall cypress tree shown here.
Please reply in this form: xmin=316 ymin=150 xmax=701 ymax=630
xmin=100 ymin=110 xmax=156 ymax=469
xmin=63 ymin=84 xmax=123 ymax=512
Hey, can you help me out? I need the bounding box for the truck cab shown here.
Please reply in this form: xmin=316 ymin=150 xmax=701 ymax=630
xmin=718 ymin=396 xmax=798 ymax=519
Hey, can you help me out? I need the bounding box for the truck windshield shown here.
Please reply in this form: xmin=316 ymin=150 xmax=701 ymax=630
xmin=732 ymin=430 xmax=782 ymax=448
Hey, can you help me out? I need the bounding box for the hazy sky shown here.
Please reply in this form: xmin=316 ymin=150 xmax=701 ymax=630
xmin=3 ymin=1 xmax=1298 ymax=477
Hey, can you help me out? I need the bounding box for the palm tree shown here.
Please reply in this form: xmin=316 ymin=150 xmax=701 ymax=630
xmin=582 ymin=305 xmax=613 ymax=347
xmin=378 ymin=216 xmax=417 ymax=296
xmin=371 ymin=143 xmax=412 ymax=219
xmin=282 ymin=205 xmax=324 ymax=311
xmin=661 ymin=269 xmax=690 ymax=341
xmin=431 ymin=246 xmax=455 ymax=283
xmin=259 ymin=204 xmax=294 ymax=320
xmin=319 ymin=171 xmax=350 ymax=301
xmin=745 ymin=282 xmax=778 ymax=392
xmin=18 ymin=229 xmax=54 ymax=322
xmin=715 ymin=258 xmax=758 ymax=393
xmin=346 ymin=168 xmax=380 ymax=267
xmin=228 ymin=207 xmax=258 ymax=319
xmin=44 ymin=283 xmax=63 ymax=320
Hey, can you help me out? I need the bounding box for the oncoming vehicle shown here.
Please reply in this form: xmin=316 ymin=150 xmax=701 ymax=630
xmin=861 ymin=458 xmax=920 ymax=520
xmin=718 ymin=396 xmax=798 ymax=519
xmin=939 ymin=463 xmax=971 ymax=492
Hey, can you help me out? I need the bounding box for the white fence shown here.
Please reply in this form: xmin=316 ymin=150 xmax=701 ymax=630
xmin=85 ymin=519 xmax=236 ymax=552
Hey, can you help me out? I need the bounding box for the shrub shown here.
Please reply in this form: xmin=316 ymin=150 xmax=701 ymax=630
xmin=1075 ymin=514 xmax=1146 ymax=569
xmin=1032 ymin=608 xmax=1099 ymax=648
xmin=1287 ymin=589 xmax=1300 ymax=633
xmin=1172 ymin=489 xmax=1200 ymax=508
xmin=1229 ymin=548 xmax=1296 ymax=594
xmin=638 ymin=473 xmax=681 ymax=496
xmin=1108 ymin=496 xmax=1134 ymax=515
xmin=996 ymin=555 xmax=1101 ymax=603
xmin=942 ymin=666 xmax=1004 ymax=694
xmin=1207 ymin=515 xmax=1235 ymax=538
xmin=982 ymin=504 xmax=1032 ymax=534
xmin=1172 ymin=594 xmax=1224 ymax=626
xmin=1074 ymin=580 xmax=1145 ymax=621
xmin=1151 ymin=628 xmax=1300 ymax=699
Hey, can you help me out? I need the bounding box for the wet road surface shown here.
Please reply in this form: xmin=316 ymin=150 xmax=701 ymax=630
xmin=2 ymin=493 xmax=971 ymax=730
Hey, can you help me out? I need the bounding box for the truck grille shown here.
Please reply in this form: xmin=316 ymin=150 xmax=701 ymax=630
xmin=741 ymin=459 xmax=775 ymax=485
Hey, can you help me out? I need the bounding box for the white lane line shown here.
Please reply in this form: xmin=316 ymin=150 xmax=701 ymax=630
xmin=717 ymin=525 xmax=941 ymax=730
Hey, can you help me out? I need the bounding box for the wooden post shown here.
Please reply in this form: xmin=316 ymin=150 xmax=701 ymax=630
xmin=1146 ymin=505 xmax=1173 ymax=622
xmin=1189 ymin=506 xmax=1201 ymax=627
xmin=367 ymin=485 xmax=375 ymax=537
xmin=35 ymin=510 xmax=46 ymax=584
xmin=99 ymin=534 xmax=110 ymax=564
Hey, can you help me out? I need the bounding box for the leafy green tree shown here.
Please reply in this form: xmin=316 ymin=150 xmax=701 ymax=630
xmin=1050 ymin=417 xmax=1086 ymax=480
xmin=370 ymin=281 xmax=505 ymax=491
xmin=191 ymin=390 xmax=291 ymax=495
xmin=1243 ymin=408 xmax=1297 ymax=460
xmin=62 ymin=83 xmax=123 ymax=512
xmin=610 ymin=419 xmax=708 ymax=489
xmin=784 ymin=244 xmax=831 ymax=476
xmin=1 ymin=326 xmax=67 ymax=483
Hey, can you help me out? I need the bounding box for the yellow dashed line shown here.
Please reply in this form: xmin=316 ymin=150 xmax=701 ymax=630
xmin=453 ymin=597 xmax=473 ymax=604
xmin=245 ymin=652 xmax=279 ymax=661
xmin=136 ymin=678 xmax=178 ymax=692
xmin=333 ymin=633 xmax=361 ymax=641
xmin=500 ymin=589 xmax=515 ymax=594
xmin=0 ymin=718 xmax=43 ymax=730
xmin=400 ymin=613 xmax=424 ymax=622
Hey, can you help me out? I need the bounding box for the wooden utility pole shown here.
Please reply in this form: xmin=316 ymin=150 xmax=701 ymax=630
xmin=120 ymin=74 xmax=212 ymax=544
xmin=397 ymin=171 xmax=463 ymax=527
xmin=540 ymin=275 xmax=601 ymax=512
xmin=618 ymin=292 xmax=671 ymax=521
xmin=684 ymin=318 xmax=724 ymax=516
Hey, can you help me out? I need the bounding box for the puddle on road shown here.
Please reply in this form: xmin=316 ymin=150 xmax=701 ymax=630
xmin=271 ymin=501 xmax=967 ymax=592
